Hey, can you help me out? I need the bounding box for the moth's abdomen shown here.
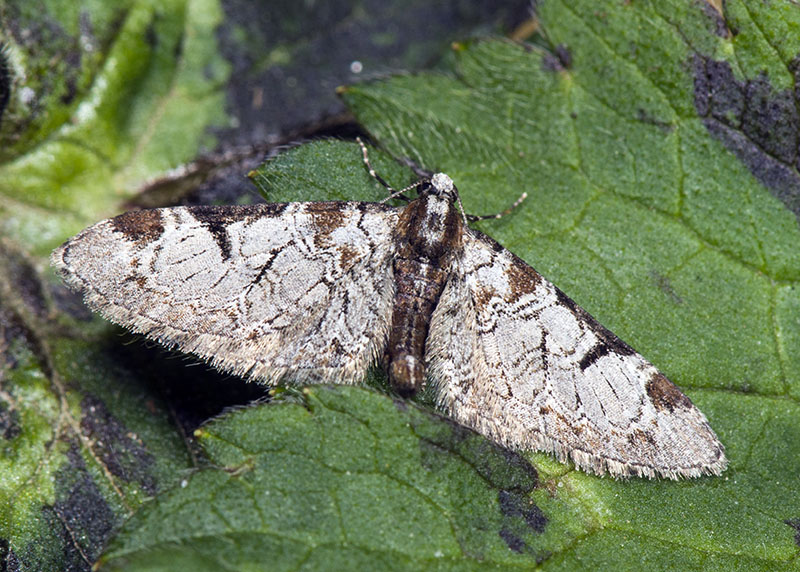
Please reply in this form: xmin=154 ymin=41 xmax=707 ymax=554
xmin=387 ymin=258 xmax=449 ymax=396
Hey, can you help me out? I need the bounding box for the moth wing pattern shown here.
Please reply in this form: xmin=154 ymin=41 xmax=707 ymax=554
xmin=52 ymin=202 xmax=399 ymax=384
xmin=427 ymin=228 xmax=727 ymax=479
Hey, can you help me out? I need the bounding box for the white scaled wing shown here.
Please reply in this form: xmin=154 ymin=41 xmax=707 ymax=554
xmin=53 ymin=203 xmax=398 ymax=384
xmin=427 ymin=229 xmax=727 ymax=479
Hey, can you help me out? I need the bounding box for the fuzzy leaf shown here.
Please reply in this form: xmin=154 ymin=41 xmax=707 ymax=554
xmin=4 ymin=0 xmax=799 ymax=570
xmin=330 ymin=0 xmax=800 ymax=568
xmin=0 ymin=0 xmax=230 ymax=257
xmin=103 ymin=0 xmax=800 ymax=568
xmin=99 ymin=386 xmax=583 ymax=570
xmin=0 ymin=0 xmax=229 ymax=569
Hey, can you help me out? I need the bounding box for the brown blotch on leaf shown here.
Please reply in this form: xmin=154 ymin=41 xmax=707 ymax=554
xmin=646 ymin=372 xmax=692 ymax=412
xmin=111 ymin=209 xmax=164 ymax=245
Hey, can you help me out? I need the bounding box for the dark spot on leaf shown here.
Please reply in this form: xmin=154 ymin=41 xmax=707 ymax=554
xmin=59 ymin=40 xmax=81 ymax=105
xmin=785 ymin=518 xmax=800 ymax=547
xmin=413 ymin=410 xmax=539 ymax=492
xmin=80 ymin=395 xmax=157 ymax=494
xmin=542 ymin=44 xmax=572 ymax=71
xmin=697 ymin=0 xmax=731 ymax=38
xmin=636 ymin=108 xmax=675 ymax=133
xmin=498 ymin=489 xmax=547 ymax=533
xmin=555 ymin=44 xmax=572 ymax=68
xmin=43 ymin=445 xmax=116 ymax=568
xmin=499 ymin=527 xmax=526 ymax=553
xmin=0 ymin=401 xmax=20 ymax=440
xmin=646 ymin=372 xmax=692 ymax=412
xmin=144 ymin=20 xmax=158 ymax=48
xmin=0 ymin=313 xmax=21 ymax=372
xmin=497 ymin=448 xmax=539 ymax=492
xmin=650 ymin=270 xmax=683 ymax=304
xmin=0 ymin=300 xmax=50 ymax=381
xmin=111 ymin=209 xmax=165 ymax=245
xmin=59 ymin=79 xmax=77 ymax=106
xmin=3 ymin=248 xmax=48 ymax=318
xmin=0 ymin=43 xmax=10 ymax=127
xmin=174 ymin=37 xmax=184 ymax=61
xmin=0 ymin=538 xmax=21 ymax=572
xmin=692 ymin=54 xmax=800 ymax=218
xmin=416 ymin=418 xmax=474 ymax=471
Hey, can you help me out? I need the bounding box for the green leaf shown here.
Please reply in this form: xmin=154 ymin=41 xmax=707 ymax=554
xmin=99 ymin=385 xmax=585 ymax=570
xmin=0 ymin=243 xmax=194 ymax=571
xmin=0 ymin=0 xmax=229 ymax=568
xmin=328 ymin=0 xmax=796 ymax=567
xmin=5 ymin=0 xmax=800 ymax=570
xmin=0 ymin=0 xmax=230 ymax=256
xmin=104 ymin=0 xmax=799 ymax=568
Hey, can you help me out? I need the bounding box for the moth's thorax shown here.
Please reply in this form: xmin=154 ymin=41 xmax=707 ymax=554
xmin=395 ymin=176 xmax=463 ymax=263
xmin=387 ymin=174 xmax=463 ymax=397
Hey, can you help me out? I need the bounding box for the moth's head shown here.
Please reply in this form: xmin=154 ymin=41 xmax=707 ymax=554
xmin=425 ymin=172 xmax=458 ymax=202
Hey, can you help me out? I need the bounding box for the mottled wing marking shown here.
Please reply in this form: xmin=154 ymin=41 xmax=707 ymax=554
xmin=52 ymin=203 xmax=398 ymax=384
xmin=428 ymin=229 xmax=727 ymax=479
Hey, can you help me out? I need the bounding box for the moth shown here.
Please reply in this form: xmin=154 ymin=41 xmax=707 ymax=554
xmin=52 ymin=141 xmax=726 ymax=479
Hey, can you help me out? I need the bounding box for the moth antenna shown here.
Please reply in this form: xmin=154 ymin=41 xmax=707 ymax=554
xmin=356 ymin=137 xmax=411 ymax=202
xmin=467 ymin=192 xmax=528 ymax=222
xmin=380 ymin=179 xmax=427 ymax=204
